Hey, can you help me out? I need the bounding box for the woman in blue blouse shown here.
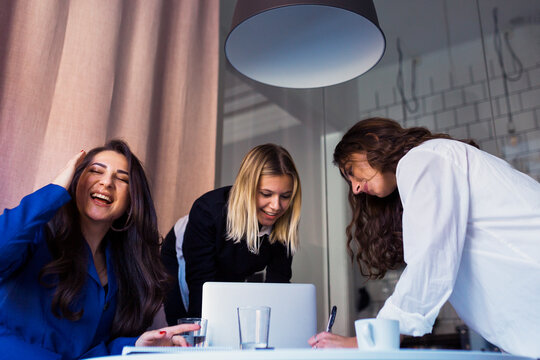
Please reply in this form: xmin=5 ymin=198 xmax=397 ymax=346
xmin=0 ymin=140 xmax=198 ymax=359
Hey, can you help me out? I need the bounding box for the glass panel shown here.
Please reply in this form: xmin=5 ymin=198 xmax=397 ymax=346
xmin=219 ymin=70 xmax=328 ymax=328
xmin=324 ymin=0 xmax=540 ymax=346
xmin=219 ymin=1 xmax=329 ymax=329
xmin=324 ymin=0 xmax=491 ymax=339
xmin=218 ymin=0 xmax=540 ymax=345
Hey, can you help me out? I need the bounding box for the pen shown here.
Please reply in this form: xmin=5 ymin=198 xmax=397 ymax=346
xmin=325 ymin=305 xmax=337 ymax=332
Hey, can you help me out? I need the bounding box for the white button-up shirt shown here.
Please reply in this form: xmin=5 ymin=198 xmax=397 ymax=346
xmin=377 ymin=139 xmax=540 ymax=358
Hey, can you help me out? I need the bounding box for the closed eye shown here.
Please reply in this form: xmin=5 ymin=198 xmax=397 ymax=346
xmin=340 ymin=167 xmax=352 ymax=181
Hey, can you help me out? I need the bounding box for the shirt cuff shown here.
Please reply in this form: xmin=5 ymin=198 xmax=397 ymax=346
xmin=377 ymin=297 xmax=434 ymax=336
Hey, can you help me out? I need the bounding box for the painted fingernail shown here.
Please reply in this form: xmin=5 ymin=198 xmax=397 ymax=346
xmin=159 ymin=331 xmax=166 ymax=335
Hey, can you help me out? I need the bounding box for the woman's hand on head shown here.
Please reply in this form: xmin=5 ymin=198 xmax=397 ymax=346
xmin=52 ymin=150 xmax=86 ymax=190
xmin=135 ymin=324 xmax=201 ymax=347
xmin=308 ymin=331 xmax=357 ymax=349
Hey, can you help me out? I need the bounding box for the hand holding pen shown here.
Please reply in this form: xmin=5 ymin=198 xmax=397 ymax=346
xmin=310 ymin=305 xmax=339 ymax=349
xmin=309 ymin=305 xmax=357 ymax=348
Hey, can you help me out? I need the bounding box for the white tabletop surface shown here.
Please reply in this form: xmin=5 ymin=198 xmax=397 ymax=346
xmin=87 ymin=348 xmax=535 ymax=360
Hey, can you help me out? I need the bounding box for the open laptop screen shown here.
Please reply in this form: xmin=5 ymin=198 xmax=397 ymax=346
xmin=201 ymin=282 xmax=317 ymax=348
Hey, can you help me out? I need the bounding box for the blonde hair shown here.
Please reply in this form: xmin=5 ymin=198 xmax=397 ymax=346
xmin=226 ymin=144 xmax=301 ymax=254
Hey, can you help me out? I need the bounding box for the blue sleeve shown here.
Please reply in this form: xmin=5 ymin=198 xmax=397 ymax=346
xmin=0 ymin=334 xmax=62 ymax=360
xmin=107 ymin=337 xmax=138 ymax=355
xmin=0 ymin=184 xmax=71 ymax=279
xmin=78 ymin=336 xmax=137 ymax=358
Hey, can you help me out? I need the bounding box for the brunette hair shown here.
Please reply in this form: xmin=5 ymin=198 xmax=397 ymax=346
xmin=333 ymin=118 xmax=478 ymax=278
xmin=39 ymin=139 xmax=168 ymax=338
xmin=226 ymin=144 xmax=301 ymax=254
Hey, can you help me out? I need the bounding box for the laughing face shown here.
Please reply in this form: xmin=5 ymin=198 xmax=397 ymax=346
xmin=75 ymin=150 xmax=130 ymax=229
xmin=256 ymin=174 xmax=293 ymax=227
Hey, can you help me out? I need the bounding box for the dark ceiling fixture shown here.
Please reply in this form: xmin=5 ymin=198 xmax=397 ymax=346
xmin=225 ymin=0 xmax=386 ymax=89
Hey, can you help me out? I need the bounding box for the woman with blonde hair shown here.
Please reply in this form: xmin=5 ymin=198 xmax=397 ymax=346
xmin=161 ymin=143 xmax=301 ymax=323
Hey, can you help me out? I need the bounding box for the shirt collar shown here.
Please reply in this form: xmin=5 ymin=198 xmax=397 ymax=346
xmin=84 ymin=233 xmax=117 ymax=298
xmin=259 ymin=225 xmax=272 ymax=237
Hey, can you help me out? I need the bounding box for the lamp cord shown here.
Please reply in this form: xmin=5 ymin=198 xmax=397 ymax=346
xmin=493 ymin=7 xmax=524 ymax=135
xmin=396 ymin=38 xmax=419 ymax=115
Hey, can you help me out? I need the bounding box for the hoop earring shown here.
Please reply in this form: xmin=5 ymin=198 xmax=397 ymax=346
xmin=111 ymin=208 xmax=133 ymax=232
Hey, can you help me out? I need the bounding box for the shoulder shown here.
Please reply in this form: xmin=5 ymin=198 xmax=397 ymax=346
xmin=408 ymin=138 xmax=471 ymax=157
xmin=398 ymin=139 xmax=475 ymax=175
xmin=194 ymin=186 xmax=231 ymax=207
xmin=190 ymin=186 xmax=231 ymax=219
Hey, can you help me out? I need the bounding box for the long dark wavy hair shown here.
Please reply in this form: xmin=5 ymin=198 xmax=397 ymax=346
xmin=39 ymin=139 xmax=169 ymax=338
xmin=333 ymin=118 xmax=478 ymax=279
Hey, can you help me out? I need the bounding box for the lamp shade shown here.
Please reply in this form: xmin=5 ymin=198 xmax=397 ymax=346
xmin=225 ymin=0 xmax=386 ymax=88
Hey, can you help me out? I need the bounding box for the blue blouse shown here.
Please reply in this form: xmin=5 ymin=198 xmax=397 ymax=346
xmin=0 ymin=184 xmax=136 ymax=359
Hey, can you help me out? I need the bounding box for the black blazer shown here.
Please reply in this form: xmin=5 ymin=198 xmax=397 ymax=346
xmin=161 ymin=186 xmax=292 ymax=325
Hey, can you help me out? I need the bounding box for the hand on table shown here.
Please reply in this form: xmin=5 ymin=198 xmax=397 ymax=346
xmin=308 ymin=331 xmax=357 ymax=349
xmin=52 ymin=150 xmax=86 ymax=190
xmin=135 ymin=323 xmax=201 ymax=347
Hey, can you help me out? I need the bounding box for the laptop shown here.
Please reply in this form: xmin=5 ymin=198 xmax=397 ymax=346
xmin=201 ymin=282 xmax=317 ymax=348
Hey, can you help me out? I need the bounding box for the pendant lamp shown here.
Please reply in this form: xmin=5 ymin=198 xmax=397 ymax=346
xmin=225 ymin=0 xmax=386 ymax=88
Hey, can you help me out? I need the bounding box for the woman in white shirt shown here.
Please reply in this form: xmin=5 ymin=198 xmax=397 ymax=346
xmin=309 ymin=118 xmax=540 ymax=358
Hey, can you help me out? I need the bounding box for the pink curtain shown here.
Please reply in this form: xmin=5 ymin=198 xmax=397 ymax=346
xmin=0 ymin=0 xmax=219 ymax=235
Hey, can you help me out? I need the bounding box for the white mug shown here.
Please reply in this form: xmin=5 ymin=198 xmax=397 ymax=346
xmin=354 ymin=318 xmax=399 ymax=351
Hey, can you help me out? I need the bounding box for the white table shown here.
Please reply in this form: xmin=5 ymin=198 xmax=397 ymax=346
xmin=87 ymin=348 xmax=535 ymax=360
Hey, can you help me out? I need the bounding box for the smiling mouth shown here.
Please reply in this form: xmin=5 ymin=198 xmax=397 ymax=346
xmin=262 ymin=210 xmax=280 ymax=217
xmin=91 ymin=192 xmax=112 ymax=204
